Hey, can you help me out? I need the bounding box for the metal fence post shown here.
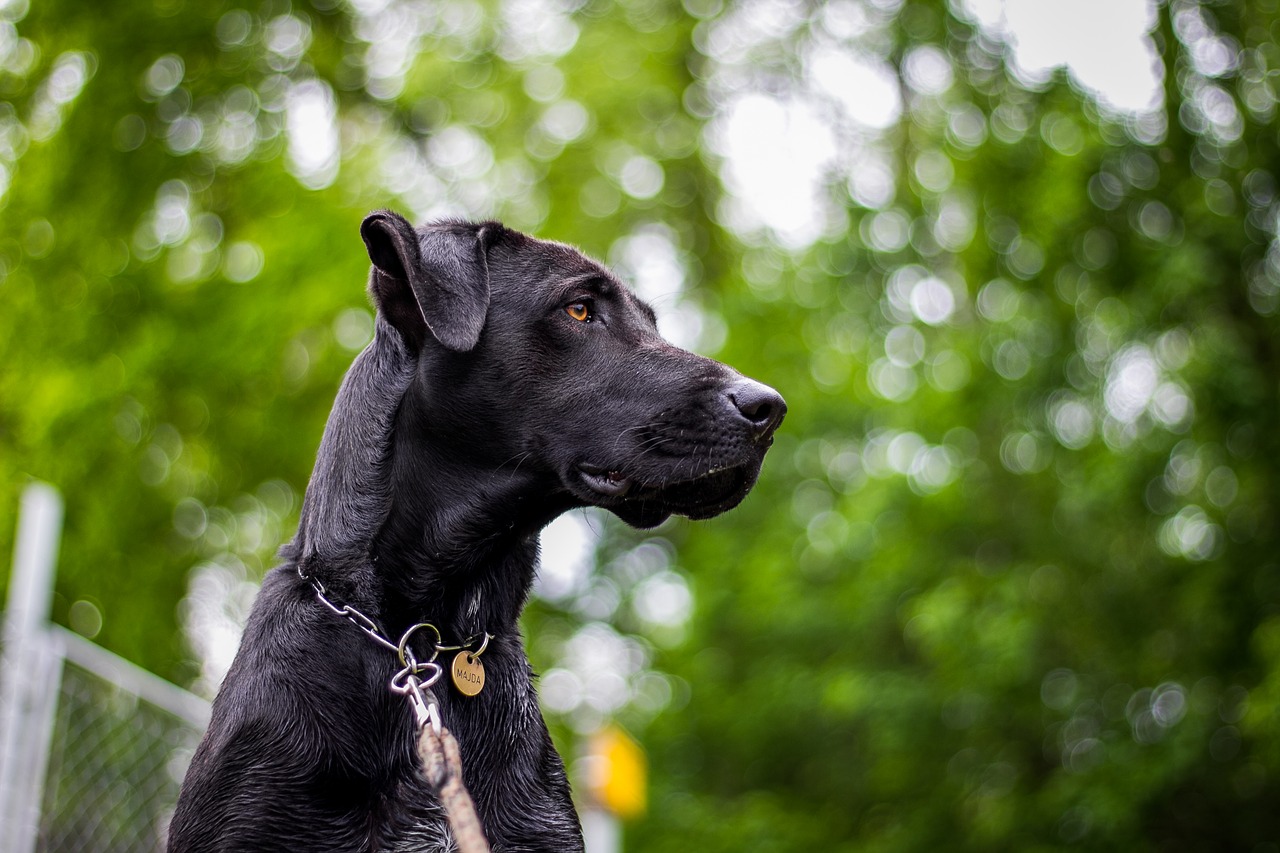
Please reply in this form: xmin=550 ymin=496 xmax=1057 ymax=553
xmin=0 ymin=482 xmax=65 ymax=853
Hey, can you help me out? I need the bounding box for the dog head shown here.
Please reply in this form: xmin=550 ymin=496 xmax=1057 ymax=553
xmin=357 ymin=210 xmax=785 ymax=530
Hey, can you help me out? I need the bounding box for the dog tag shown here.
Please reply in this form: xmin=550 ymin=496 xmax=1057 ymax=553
xmin=451 ymin=651 xmax=485 ymax=697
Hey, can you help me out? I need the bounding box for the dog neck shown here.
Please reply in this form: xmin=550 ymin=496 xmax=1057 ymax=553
xmin=286 ymin=326 xmax=578 ymax=642
xmin=368 ymin=397 xmax=578 ymax=640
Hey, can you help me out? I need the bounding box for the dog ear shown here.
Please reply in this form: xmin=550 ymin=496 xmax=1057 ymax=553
xmin=360 ymin=210 xmax=491 ymax=352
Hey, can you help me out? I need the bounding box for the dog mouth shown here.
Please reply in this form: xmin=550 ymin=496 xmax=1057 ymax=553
xmin=579 ymin=466 xmax=635 ymax=497
xmin=577 ymin=463 xmax=754 ymax=521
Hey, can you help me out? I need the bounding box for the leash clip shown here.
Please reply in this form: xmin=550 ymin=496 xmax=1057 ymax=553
xmin=391 ymin=666 xmax=443 ymax=735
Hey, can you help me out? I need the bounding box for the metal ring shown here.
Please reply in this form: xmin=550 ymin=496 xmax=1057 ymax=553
xmin=471 ymin=632 xmax=491 ymax=658
xmin=397 ymin=622 xmax=442 ymax=668
xmin=390 ymin=661 xmax=442 ymax=694
xmin=417 ymin=663 xmax=444 ymax=689
xmin=389 ymin=665 xmax=415 ymax=695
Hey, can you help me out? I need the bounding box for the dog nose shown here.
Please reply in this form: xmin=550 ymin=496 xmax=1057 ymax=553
xmin=728 ymin=380 xmax=786 ymax=442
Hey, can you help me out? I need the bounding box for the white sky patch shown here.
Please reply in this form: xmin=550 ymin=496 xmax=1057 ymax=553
xmin=1102 ymin=342 xmax=1194 ymax=432
xmin=609 ymin=224 xmax=711 ymax=348
xmin=535 ymin=512 xmax=598 ymax=602
xmin=539 ymin=622 xmax=650 ymax=729
xmin=909 ymin=275 xmax=957 ymax=325
xmin=499 ymin=0 xmax=580 ymax=61
xmin=902 ymin=44 xmax=955 ymax=96
xmin=712 ymin=0 xmax=1162 ymax=248
xmin=28 ymin=51 xmax=91 ymax=142
xmin=713 ymin=93 xmax=837 ymax=247
xmin=285 ymin=79 xmax=339 ymax=190
xmin=808 ymin=47 xmax=902 ymax=128
xmin=351 ymin=0 xmax=437 ymax=100
xmin=612 ymin=229 xmax=681 ymax=302
xmin=960 ymin=0 xmax=1162 ymax=114
xmin=632 ymin=570 xmax=693 ymax=630
xmin=428 ymin=124 xmax=494 ymax=180
xmin=181 ymin=560 xmax=259 ymax=698
xmin=1104 ymin=343 xmax=1160 ymax=423
xmin=1159 ymin=505 xmax=1221 ymax=561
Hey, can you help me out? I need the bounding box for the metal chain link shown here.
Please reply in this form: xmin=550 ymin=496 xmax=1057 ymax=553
xmin=307 ymin=573 xmax=401 ymax=654
xmin=298 ymin=567 xmax=490 ymax=661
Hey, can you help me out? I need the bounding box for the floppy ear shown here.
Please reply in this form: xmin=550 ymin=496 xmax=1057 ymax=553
xmin=360 ymin=210 xmax=491 ymax=352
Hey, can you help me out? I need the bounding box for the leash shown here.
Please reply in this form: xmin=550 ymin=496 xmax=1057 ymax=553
xmin=417 ymin=720 xmax=492 ymax=853
xmin=299 ymin=567 xmax=494 ymax=853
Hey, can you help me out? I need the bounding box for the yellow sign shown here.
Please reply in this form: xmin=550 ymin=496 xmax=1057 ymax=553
xmin=586 ymin=724 xmax=647 ymax=819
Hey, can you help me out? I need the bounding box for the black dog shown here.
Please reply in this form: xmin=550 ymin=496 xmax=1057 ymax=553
xmin=169 ymin=212 xmax=785 ymax=851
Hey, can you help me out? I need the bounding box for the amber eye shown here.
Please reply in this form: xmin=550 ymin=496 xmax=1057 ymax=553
xmin=565 ymin=302 xmax=591 ymax=322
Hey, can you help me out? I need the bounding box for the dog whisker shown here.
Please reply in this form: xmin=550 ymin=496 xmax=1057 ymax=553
xmin=501 ymin=450 xmax=535 ymax=477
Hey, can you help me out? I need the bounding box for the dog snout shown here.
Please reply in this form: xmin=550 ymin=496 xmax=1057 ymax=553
xmin=727 ymin=379 xmax=786 ymax=443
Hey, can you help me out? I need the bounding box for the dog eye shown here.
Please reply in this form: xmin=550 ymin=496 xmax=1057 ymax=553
xmin=565 ymin=302 xmax=591 ymax=322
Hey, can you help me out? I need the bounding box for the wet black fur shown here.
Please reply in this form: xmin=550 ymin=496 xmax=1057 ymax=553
xmin=169 ymin=213 xmax=785 ymax=852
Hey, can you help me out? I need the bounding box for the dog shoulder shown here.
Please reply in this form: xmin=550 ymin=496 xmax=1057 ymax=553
xmin=172 ymin=568 xmax=388 ymax=850
xmin=170 ymin=711 xmax=348 ymax=850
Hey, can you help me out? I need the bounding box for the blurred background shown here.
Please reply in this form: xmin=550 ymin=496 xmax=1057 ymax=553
xmin=2 ymin=0 xmax=1279 ymax=849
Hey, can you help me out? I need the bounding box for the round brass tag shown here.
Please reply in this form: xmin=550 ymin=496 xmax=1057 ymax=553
xmin=451 ymin=651 xmax=485 ymax=697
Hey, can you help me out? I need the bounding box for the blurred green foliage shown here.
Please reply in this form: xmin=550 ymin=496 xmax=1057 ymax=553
xmin=2 ymin=0 xmax=1279 ymax=848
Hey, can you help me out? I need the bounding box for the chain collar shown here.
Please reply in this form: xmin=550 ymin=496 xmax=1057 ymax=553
xmin=297 ymin=566 xmax=490 ymax=676
xmin=297 ymin=569 xmax=495 ymax=843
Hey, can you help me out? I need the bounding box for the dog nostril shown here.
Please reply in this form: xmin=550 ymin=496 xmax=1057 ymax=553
xmin=740 ymin=398 xmax=774 ymax=423
xmin=728 ymin=381 xmax=787 ymax=439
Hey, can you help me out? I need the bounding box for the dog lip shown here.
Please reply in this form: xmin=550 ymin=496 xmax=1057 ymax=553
xmin=577 ymin=464 xmax=634 ymax=497
xmin=577 ymin=460 xmax=758 ymax=517
xmin=650 ymin=465 xmax=749 ymax=509
xmin=629 ymin=464 xmax=753 ymax=514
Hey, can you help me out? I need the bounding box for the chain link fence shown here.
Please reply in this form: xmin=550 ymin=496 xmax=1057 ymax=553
xmin=1 ymin=622 xmax=209 ymax=853
xmin=37 ymin=641 xmax=207 ymax=853
xmin=1 ymin=485 xmax=211 ymax=853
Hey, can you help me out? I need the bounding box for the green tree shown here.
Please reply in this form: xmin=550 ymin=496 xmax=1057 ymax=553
xmin=617 ymin=1 xmax=1280 ymax=850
